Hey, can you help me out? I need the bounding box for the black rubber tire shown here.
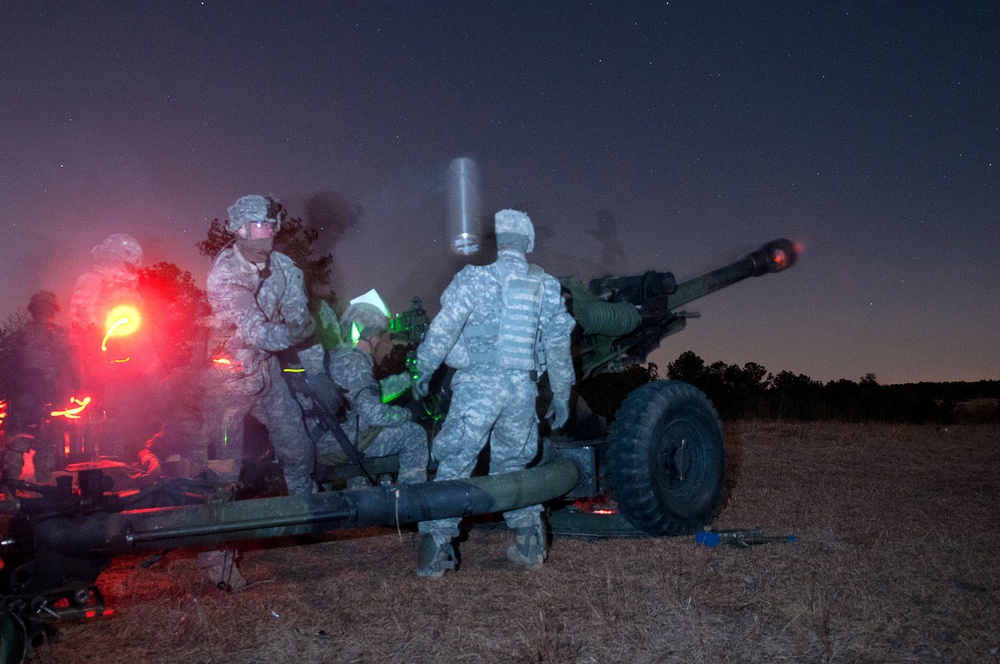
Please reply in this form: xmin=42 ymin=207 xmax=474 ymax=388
xmin=0 ymin=612 xmax=26 ymax=664
xmin=607 ymin=380 xmax=725 ymax=536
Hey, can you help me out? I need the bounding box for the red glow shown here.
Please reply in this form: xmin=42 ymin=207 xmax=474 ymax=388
xmin=772 ymin=248 xmax=789 ymax=269
xmin=572 ymin=491 xmax=619 ymax=515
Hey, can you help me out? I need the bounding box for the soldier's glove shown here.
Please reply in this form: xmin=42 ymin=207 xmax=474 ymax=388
xmin=286 ymin=317 xmax=316 ymax=343
xmin=545 ymin=399 xmax=570 ymax=430
xmin=412 ymin=374 xmax=431 ymax=400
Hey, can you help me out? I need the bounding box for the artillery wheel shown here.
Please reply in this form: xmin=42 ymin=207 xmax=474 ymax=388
xmin=607 ymin=380 xmax=725 ymax=536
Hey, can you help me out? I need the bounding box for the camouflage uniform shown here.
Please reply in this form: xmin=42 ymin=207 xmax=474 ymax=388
xmin=311 ymin=344 xmax=427 ymax=484
xmin=416 ymin=228 xmax=576 ymax=572
xmin=203 ymin=246 xmax=316 ymax=494
xmin=2 ymin=295 xmax=80 ymax=483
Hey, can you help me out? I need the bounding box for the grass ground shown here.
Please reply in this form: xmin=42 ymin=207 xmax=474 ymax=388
xmin=27 ymin=422 xmax=1000 ymax=663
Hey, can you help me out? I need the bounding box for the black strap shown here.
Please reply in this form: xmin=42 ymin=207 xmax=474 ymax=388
xmin=280 ymin=353 xmax=376 ymax=486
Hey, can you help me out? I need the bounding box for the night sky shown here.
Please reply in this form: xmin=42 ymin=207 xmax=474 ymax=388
xmin=2 ymin=2 xmax=997 ymax=384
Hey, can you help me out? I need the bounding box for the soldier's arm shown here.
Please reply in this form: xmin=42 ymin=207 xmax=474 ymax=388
xmin=416 ymin=268 xmax=476 ymax=377
xmin=274 ymin=255 xmax=312 ymax=328
xmin=539 ymin=276 xmax=576 ymax=401
xmin=338 ymin=352 xmax=411 ymax=427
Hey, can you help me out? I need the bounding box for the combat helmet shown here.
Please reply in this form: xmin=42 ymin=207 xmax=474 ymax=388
xmin=494 ymin=209 xmax=535 ymax=253
xmin=227 ymin=195 xmax=280 ymax=234
xmin=28 ymin=290 xmax=59 ymax=317
xmin=340 ymin=289 xmax=390 ymax=345
xmin=91 ymin=233 xmax=143 ymax=267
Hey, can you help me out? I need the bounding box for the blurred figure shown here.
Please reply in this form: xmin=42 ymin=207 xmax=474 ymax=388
xmin=133 ymin=364 xmax=209 ymax=481
xmin=201 ymin=195 xmax=317 ymax=495
xmin=1 ymin=291 xmax=80 ymax=484
xmin=68 ymin=233 xmax=159 ymax=460
xmin=413 ymin=209 xmax=576 ymax=577
xmin=300 ymin=295 xmax=428 ymax=486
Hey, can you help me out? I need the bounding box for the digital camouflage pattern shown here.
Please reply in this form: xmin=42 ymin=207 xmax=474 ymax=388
xmin=416 ymin=249 xmax=575 ymax=552
xmin=202 ymin=246 xmax=315 ymax=494
xmin=317 ymin=345 xmax=427 ymax=484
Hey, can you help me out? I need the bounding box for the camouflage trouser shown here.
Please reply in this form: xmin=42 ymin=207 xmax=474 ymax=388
xmin=358 ymin=421 xmax=428 ymax=484
xmin=318 ymin=420 xmax=428 ymax=485
xmin=418 ymin=368 xmax=543 ymax=540
xmin=201 ymin=358 xmax=315 ymax=495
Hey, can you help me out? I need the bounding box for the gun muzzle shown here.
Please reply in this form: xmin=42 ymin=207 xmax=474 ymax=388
xmin=746 ymin=238 xmax=798 ymax=276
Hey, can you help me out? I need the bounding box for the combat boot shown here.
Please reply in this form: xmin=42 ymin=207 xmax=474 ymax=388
xmin=416 ymin=532 xmax=457 ymax=579
xmin=506 ymin=522 xmax=547 ymax=571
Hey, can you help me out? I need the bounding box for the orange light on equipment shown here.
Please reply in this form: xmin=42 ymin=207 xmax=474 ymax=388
xmin=51 ymin=396 xmax=92 ymax=419
xmin=101 ymin=304 xmax=142 ymax=351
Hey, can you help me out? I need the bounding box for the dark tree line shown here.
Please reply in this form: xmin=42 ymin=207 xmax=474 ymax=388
xmin=662 ymin=351 xmax=1000 ymax=424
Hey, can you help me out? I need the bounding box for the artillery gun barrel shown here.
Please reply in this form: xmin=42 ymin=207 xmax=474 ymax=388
xmin=26 ymin=457 xmax=582 ymax=561
xmin=666 ymin=238 xmax=797 ymax=310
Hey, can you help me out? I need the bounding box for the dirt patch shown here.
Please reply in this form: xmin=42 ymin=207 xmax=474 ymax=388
xmin=32 ymin=422 xmax=1000 ymax=662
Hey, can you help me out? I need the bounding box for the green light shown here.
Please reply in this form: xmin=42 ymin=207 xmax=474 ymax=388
xmin=381 ymin=387 xmax=408 ymax=404
xmin=351 ymin=321 xmax=362 ymax=346
xmin=283 ymin=367 xmax=305 ymax=373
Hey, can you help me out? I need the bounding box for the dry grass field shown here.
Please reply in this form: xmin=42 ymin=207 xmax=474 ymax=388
xmin=30 ymin=421 xmax=1000 ymax=663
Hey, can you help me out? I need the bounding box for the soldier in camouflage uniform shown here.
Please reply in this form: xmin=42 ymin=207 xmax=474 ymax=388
xmin=2 ymin=292 xmax=80 ymax=484
xmin=302 ymin=299 xmax=428 ymax=485
xmin=201 ymin=195 xmax=317 ymax=495
xmin=68 ymin=233 xmax=158 ymax=460
xmin=413 ymin=209 xmax=576 ymax=577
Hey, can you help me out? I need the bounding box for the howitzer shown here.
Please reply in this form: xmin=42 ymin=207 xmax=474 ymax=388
xmin=0 ymin=238 xmax=798 ymax=662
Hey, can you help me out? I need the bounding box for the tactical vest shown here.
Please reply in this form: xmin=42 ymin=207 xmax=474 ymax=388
xmin=461 ymin=264 xmax=545 ymax=371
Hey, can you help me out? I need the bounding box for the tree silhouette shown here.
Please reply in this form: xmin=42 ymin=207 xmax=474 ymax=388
xmin=135 ymin=262 xmax=209 ymax=372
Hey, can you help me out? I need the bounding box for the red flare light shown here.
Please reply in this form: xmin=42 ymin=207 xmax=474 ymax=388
xmin=101 ymin=304 xmax=142 ymax=351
